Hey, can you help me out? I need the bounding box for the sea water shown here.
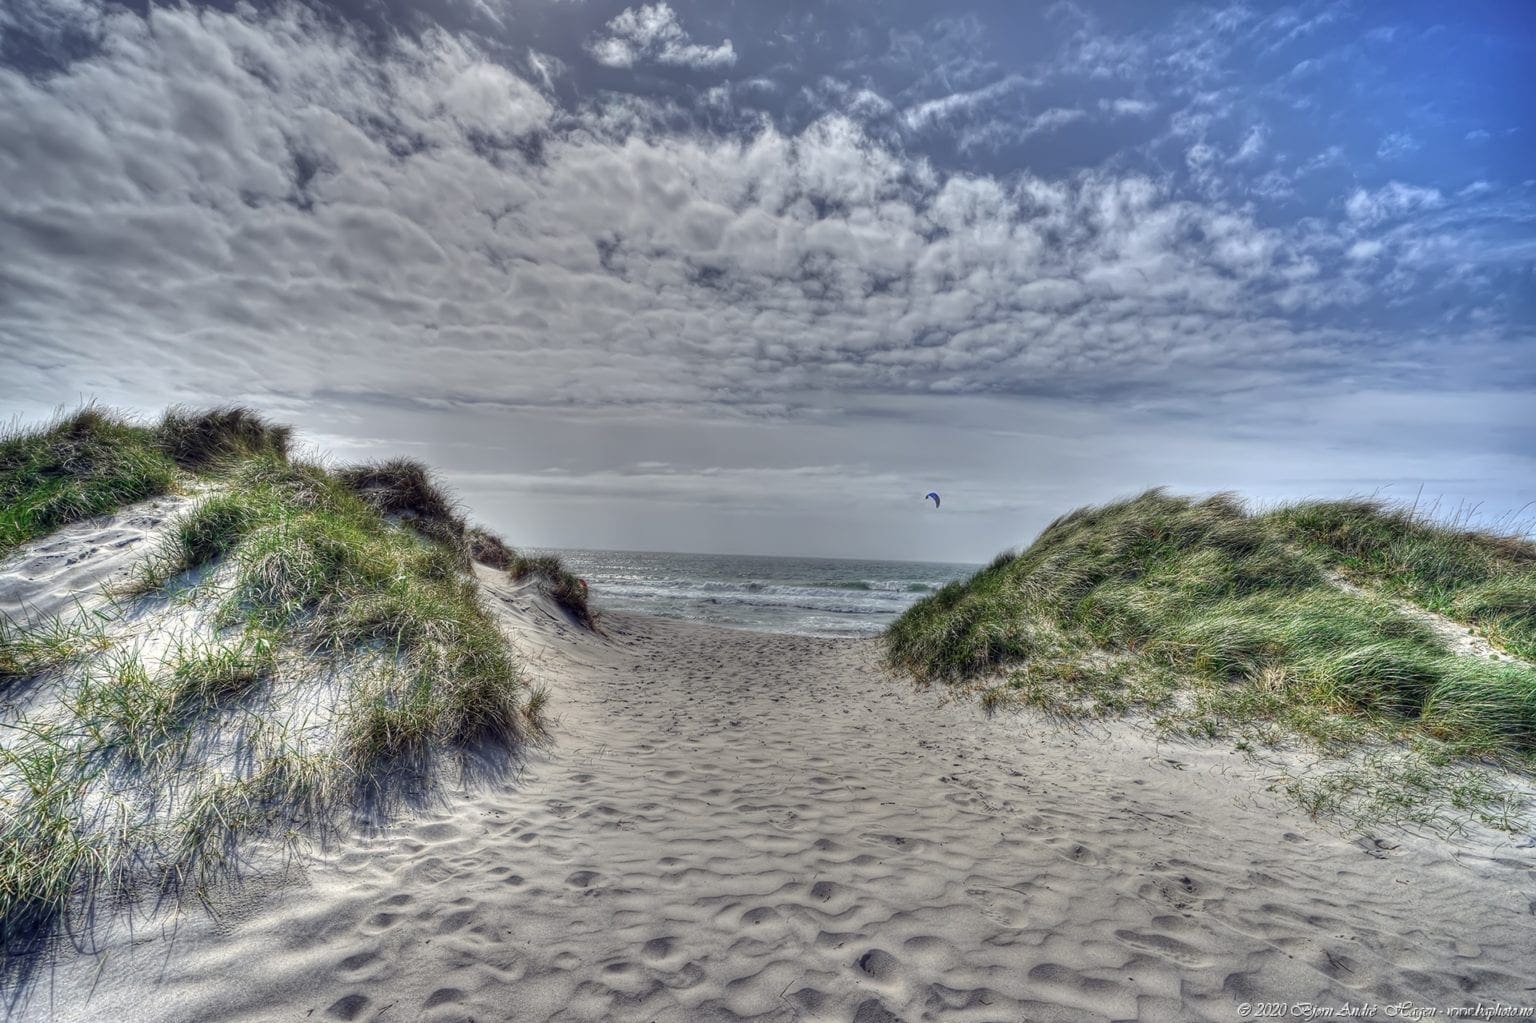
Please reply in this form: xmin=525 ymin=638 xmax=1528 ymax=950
xmin=546 ymin=549 xmax=979 ymax=637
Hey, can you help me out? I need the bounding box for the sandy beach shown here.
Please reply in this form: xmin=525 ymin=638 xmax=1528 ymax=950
xmin=7 ymin=563 xmax=1534 ymax=1023
xmin=4 ymin=0 xmax=1534 ymax=1016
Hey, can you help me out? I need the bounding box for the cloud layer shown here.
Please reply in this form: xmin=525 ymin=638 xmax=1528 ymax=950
xmin=0 ymin=0 xmax=1531 ymax=558
xmin=5 ymin=2 xmax=1524 ymax=414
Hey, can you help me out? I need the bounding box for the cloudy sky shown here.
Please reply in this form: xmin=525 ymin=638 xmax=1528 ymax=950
xmin=1 ymin=0 xmax=1532 ymax=562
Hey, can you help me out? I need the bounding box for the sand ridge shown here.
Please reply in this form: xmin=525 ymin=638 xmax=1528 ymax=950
xmin=6 ymin=571 xmax=1536 ymax=1022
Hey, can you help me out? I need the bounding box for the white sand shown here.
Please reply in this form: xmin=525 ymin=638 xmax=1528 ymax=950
xmin=6 ymin=567 xmax=1536 ymax=1022
xmin=0 ymin=494 xmax=195 ymax=623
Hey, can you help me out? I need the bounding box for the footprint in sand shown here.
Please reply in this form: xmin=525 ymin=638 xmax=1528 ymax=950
xmin=324 ymin=993 xmax=370 ymax=1020
xmin=810 ymin=880 xmax=845 ymax=904
xmin=1143 ymin=872 xmax=1207 ymax=912
xmin=422 ymin=987 xmax=466 ymax=1009
xmin=855 ymin=947 xmax=901 ymax=983
xmin=434 ymin=909 xmax=475 ymax=934
xmin=965 ymin=886 xmax=1031 ymax=928
xmin=861 ymin=832 xmax=917 ymax=852
xmin=641 ymin=936 xmax=676 ymax=960
xmin=852 ymin=997 xmax=903 ymax=1023
xmin=336 ymin=951 xmax=379 ymax=972
xmin=1113 ymin=927 xmax=1213 ymax=967
xmin=787 ymin=987 xmax=828 ymax=1013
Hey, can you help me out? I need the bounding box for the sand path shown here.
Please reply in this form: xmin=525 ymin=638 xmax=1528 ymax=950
xmin=9 ymin=586 xmax=1536 ymax=1022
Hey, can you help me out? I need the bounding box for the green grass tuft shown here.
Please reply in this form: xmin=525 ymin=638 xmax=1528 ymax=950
xmin=1 ymin=409 xmax=555 ymax=947
xmin=156 ymin=406 xmax=292 ymax=471
xmin=886 ymin=488 xmax=1536 ymax=830
xmin=1 ymin=404 xmax=300 ymax=561
xmin=1267 ymin=498 xmax=1536 ymax=660
xmin=1 ymin=611 xmax=108 ymax=684
xmin=335 ymin=459 xmax=471 ymax=569
xmin=0 ymin=737 xmax=105 ymax=947
xmin=468 ymin=526 xmax=517 ymax=570
xmin=0 ymin=406 xmax=178 ymax=557
xmin=166 ymin=633 xmax=277 ymax=709
xmin=506 ymin=552 xmax=594 ymax=627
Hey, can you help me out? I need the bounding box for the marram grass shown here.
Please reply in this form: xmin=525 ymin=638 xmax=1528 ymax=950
xmin=0 ymin=407 xmax=175 ymax=558
xmin=1267 ymin=498 xmax=1536 ymax=661
xmin=0 ymin=409 xmax=554 ymax=951
xmin=886 ymin=489 xmax=1536 ymax=830
xmin=141 ymin=455 xmax=534 ymax=762
xmin=1 ymin=404 xmax=294 ymax=558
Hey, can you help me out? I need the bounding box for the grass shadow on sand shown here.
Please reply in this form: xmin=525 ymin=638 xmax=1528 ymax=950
xmin=0 ymin=735 xmax=534 ymax=1007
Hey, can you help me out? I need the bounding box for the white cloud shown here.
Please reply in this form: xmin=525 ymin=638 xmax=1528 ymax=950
xmin=1100 ymin=97 xmax=1155 ymax=117
xmin=901 ymin=76 xmax=1027 ymax=131
xmin=1376 ymin=131 xmax=1420 ymax=160
xmin=901 ymin=74 xmax=1089 ymax=153
xmin=1185 ymin=141 xmax=1217 ymax=170
xmin=1344 ymin=182 xmax=1443 ymax=224
xmin=437 ymin=57 xmax=552 ymax=139
xmin=958 ymin=106 xmax=1086 ymax=152
xmin=1232 ymin=124 xmax=1266 ymax=162
xmin=587 ymin=3 xmax=736 ymax=70
xmin=1346 ymin=239 xmax=1384 ymax=261
xmin=844 ymin=88 xmax=894 ymax=121
xmin=526 ymin=49 xmax=565 ymax=91
xmin=1297 ymin=145 xmax=1346 ymax=174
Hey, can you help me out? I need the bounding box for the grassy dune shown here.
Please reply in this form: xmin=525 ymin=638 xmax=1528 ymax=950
xmin=467 ymin=523 xmax=596 ymax=628
xmin=1 ymin=407 xmax=175 ymax=557
xmin=1271 ymin=499 xmax=1536 ymax=661
xmin=0 ymin=406 xmax=588 ymax=951
xmin=0 ymin=405 xmax=297 ymax=558
xmin=886 ymin=489 xmax=1536 ymax=829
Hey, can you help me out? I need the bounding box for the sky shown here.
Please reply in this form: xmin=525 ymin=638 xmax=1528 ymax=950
xmin=1 ymin=0 xmax=1533 ymax=563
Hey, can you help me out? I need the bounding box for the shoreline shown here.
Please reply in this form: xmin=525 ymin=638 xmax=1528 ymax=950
xmin=7 ymin=593 xmax=1535 ymax=1022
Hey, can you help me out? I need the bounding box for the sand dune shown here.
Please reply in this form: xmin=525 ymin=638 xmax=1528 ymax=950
xmin=0 ymin=494 xmax=195 ymax=622
xmin=6 ymin=566 xmax=1536 ymax=1022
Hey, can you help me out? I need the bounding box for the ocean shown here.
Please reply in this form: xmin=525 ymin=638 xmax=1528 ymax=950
xmin=546 ymin=549 xmax=980 ymax=637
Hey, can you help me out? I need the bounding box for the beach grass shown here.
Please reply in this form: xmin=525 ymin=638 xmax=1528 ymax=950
xmin=1 ymin=405 xmax=296 ymax=559
xmin=0 ymin=407 xmax=556 ymax=950
xmin=156 ymin=405 xmax=292 ymax=472
xmin=0 ymin=734 xmax=104 ymax=944
xmin=505 ymin=552 xmax=594 ymax=627
xmin=466 ymin=525 xmax=593 ymax=627
xmin=161 ymin=455 xmax=534 ymax=761
xmin=1266 ymin=498 xmax=1536 ymax=661
xmin=1 ymin=609 xmax=110 ymax=686
xmin=335 ymin=458 xmax=471 ymax=568
xmin=0 ymin=407 xmax=177 ymax=558
xmin=886 ymin=489 xmax=1536 ymax=829
xmin=468 ymin=526 xmax=517 ymax=570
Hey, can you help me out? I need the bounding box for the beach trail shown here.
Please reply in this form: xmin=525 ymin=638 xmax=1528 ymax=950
xmin=10 ymin=569 xmax=1536 ymax=1022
